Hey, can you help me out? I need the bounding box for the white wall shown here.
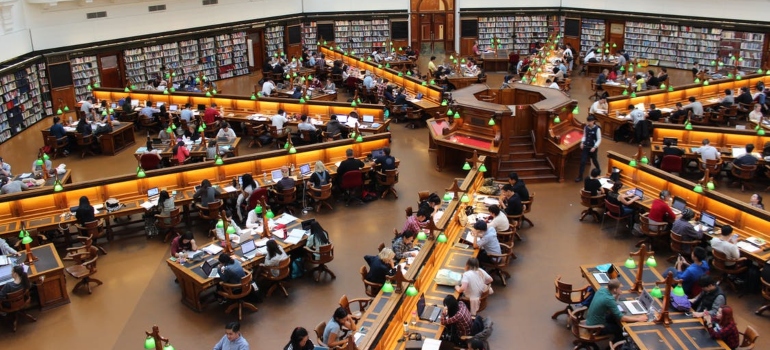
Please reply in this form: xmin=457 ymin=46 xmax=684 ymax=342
xmin=25 ymin=0 xmax=302 ymax=50
xmin=0 ymin=30 xmax=33 ymax=62
xmin=458 ymin=0 xmax=562 ymax=9
xmin=302 ymin=0 xmax=409 ymax=13
xmin=0 ymin=0 xmax=32 ymax=62
xmin=560 ymin=0 xmax=770 ymax=23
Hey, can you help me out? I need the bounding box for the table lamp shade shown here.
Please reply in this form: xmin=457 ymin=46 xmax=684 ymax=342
xmin=215 ymin=156 xmax=224 ymax=165
xmin=216 ymin=220 xmax=224 ymax=228
xmin=554 ymin=116 xmax=561 ymax=123
xmin=289 ymin=146 xmax=297 ymax=154
xmin=460 ymin=194 xmax=470 ymax=203
xmin=443 ymin=192 xmax=452 ymax=201
xmin=382 ymin=281 xmax=394 ymax=293
xmin=405 ymin=284 xmax=418 ymax=297
xmin=693 ymin=184 xmax=703 ymax=193
xmin=266 ymin=210 xmax=275 ymax=219
xmin=707 ymin=181 xmax=715 ymax=190
xmin=640 ymin=156 xmax=649 ymax=164
xmin=645 ymin=256 xmax=657 ymax=267
xmin=624 ymin=256 xmax=637 ymax=269
xmin=650 ymin=286 xmax=663 ymax=298
xmin=437 ymin=232 xmax=447 ymax=243
xmin=226 ymin=226 xmax=236 ymax=234
xmin=145 ymin=337 xmax=156 ymax=349
xmin=255 ymin=205 xmax=263 ymax=214
xmin=478 ymin=164 xmax=487 ymax=172
xmin=137 ymin=168 xmax=146 ymax=178
xmin=462 ymin=162 xmax=471 ymax=171
xmin=53 ymin=181 xmax=63 ymax=192
xmin=416 ymin=230 xmax=427 ymax=241
xmin=163 ymin=344 xmax=175 ymax=350
xmin=36 ymin=159 xmax=43 ymax=166
xmin=629 ymin=159 xmax=637 ymax=167
xmin=673 ymin=285 xmax=686 ymax=297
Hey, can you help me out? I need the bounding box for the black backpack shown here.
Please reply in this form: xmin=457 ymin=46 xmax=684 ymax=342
xmin=470 ymin=315 xmax=485 ymax=336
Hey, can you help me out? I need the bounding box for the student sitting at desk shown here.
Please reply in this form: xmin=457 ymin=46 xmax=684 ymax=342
xmin=218 ymin=253 xmax=246 ymax=286
xmin=585 ymin=279 xmax=648 ymax=342
xmin=749 ymin=193 xmax=764 ymax=210
xmin=325 ymin=115 xmax=347 ymax=139
xmin=711 ymin=225 xmax=740 ymax=267
xmin=589 ymin=96 xmax=608 ymax=115
xmin=0 ymin=237 xmax=19 ymax=256
xmin=736 ymin=87 xmax=753 ymax=105
xmin=271 ymin=109 xmax=289 ymax=130
xmin=730 ymin=143 xmax=758 ymax=180
xmin=121 ymin=97 xmax=133 ymax=113
xmin=323 ymin=78 xmax=336 ymax=92
xmin=193 ymin=179 xmax=216 ymax=210
xmin=584 ymin=49 xmax=597 ymax=64
xmin=170 ymin=232 xmax=197 ymax=258
xmin=139 ymin=102 xmax=159 ymax=122
xmin=157 ymin=124 xmax=172 ymax=143
xmin=403 ymin=208 xmax=429 ymax=234
xmin=440 ymin=295 xmax=473 ymax=344
xmin=284 ymin=327 xmax=314 ymax=350
xmin=683 ymin=96 xmax=704 ymax=119
xmin=216 ymin=122 xmax=236 ymax=143
xmin=595 ymin=69 xmax=608 ymax=90
xmin=456 ymin=258 xmax=492 ymax=316
xmin=323 ymin=307 xmax=355 ymax=349
xmin=308 ymin=161 xmax=330 ymax=191
xmin=647 ymin=104 xmax=662 ymax=122
xmin=364 ymin=247 xmax=396 ymax=285
xmin=645 ymin=70 xmax=660 ymax=89
xmin=471 ymin=220 xmax=501 ymax=265
xmin=172 ymin=141 xmax=190 ymax=165
xmin=749 ymin=103 xmax=763 ymax=123
xmin=704 ymin=305 xmax=740 ymax=349
xmin=648 ymin=190 xmax=676 ymax=228
xmin=261 ymin=78 xmax=276 ymax=97
xmin=383 ymin=86 xmax=395 ymax=103
xmin=50 ymin=117 xmax=71 ymax=155
xmin=74 ymin=196 xmax=97 ymax=226
xmin=336 ymin=148 xmax=364 ymax=185
xmin=546 ymin=79 xmax=559 ymax=89
xmin=305 ymin=221 xmax=331 ymax=257
xmin=31 ymin=157 xmax=52 ymax=174
xmin=634 ymin=74 xmax=646 ymax=92
xmin=261 ymin=239 xmax=288 ymax=277
xmin=374 ymin=147 xmax=396 ymax=171
xmin=0 ymin=177 xmax=31 ymax=195
xmin=698 ymin=139 xmax=721 ymax=163
xmin=392 ymin=230 xmax=417 ymax=260
xmin=552 ymin=67 xmax=565 ymax=83
xmin=656 ymin=68 xmax=668 ymax=83
xmin=0 ymin=266 xmax=30 ymax=303
xmin=671 ymin=209 xmax=701 ymax=253
xmin=665 ymin=246 xmax=709 ymax=297
xmin=205 ymin=140 xmax=217 ymax=160
xmin=486 ymin=205 xmax=510 ymax=233
xmin=500 ymin=184 xmax=523 ymax=216
xmin=691 ymin=275 xmax=725 ymax=319
xmin=269 ymin=166 xmax=293 ymax=192
xmin=215 ymin=210 xmax=242 ymax=242
xmin=606 ymin=182 xmax=640 ymax=225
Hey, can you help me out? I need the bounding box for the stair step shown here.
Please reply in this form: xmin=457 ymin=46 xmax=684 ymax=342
xmin=509 ymin=151 xmax=535 ymax=159
xmin=509 ymin=144 xmax=533 ymax=152
xmin=509 ymin=135 xmax=531 ymax=141
xmin=500 ymin=159 xmax=550 ymax=168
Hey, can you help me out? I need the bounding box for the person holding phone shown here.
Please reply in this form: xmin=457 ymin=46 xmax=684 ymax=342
xmin=710 ymin=225 xmax=740 ymax=267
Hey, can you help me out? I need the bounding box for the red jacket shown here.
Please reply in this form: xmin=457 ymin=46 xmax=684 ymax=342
xmin=649 ymin=199 xmax=675 ymax=223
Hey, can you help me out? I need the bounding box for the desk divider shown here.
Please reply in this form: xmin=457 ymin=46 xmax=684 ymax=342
xmin=651 ymin=123 xmax=769 ymax=149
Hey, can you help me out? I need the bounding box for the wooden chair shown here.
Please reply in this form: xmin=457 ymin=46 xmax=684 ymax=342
xmin=731 ymin=164 xmax=757 ymax=192
xmin=668 ymin=231 xmax=700 ymax=263
xmin=505 ymin=214 xmax=524 ymax=241
xmin=711 ymin=249 xmax=748 ymax=293
xmin=561 ymin=78 xmax=572 ymax=94
xmin=737 ymin=326 xmax=759 ymax=350
xmin=710 ymin=108 xmax=727 ymax=125
xmin=460 ymin=289 xmax=490 ymax=315
xmin=521 ymin=192 xmax=535 ymax=228
xmin=308 ymin=183 xmax=334 ymax=213
xmin=246 ymin=123 xmax=266 ymax=148
xmin=579 ymin=190 xmax=605 ymax=222
xmin=339 ymin=294 xmax=372 ymax=322
xmin=756 ymin=277 xmax=770 ymax=315
xmin=601 ymin=199 xmax=632 ymax=236
xmin=495 ymin=228 xmax=516 ymax=259
xmin=417 ymin=191 xmax=431 ymax=205
xmin=376 ymin=169 xmax=399 ymax=199
xmin=404 ymin=108 xmax=423 ymax=129
xmin=480 ymin=243 xmax=514 ymax=287
xmin=551 ymin=275 xmax=592 ymax=321
xmin=63 ymin=234 xmax=93 ymax=261
xmin=74 ymin=133 xmax=96 ymax=158
xmin=139 ymin=115 xmax=159 ymax=132
xmin=217 ymin=270 xmax=257 ymax=321
xmin=46 ymin=135 xmax=69 ymax=159
xmin=272 ymin=187 xmax=298 ymax=215
xmin=65 ymin=246 xmax=102 ymax=294
xmin=259 ymin=258 xmax=291 ymax=297
xmin=269 ymin=125 xmax=289 ymax=149
xmin=0 ymin=288 xmax=36 ymax=332
xmin=156 ymin=207 xmax=182 ymax=242
xmin=322 ymin=131 xmax=341 ymax=142
xmin=720 ymin=105 xmax=739 ymax=126
xmin=589 ymin=80 xmax=603 ymax=101
xmin=118 ymin=111 xmax=138 ymax=127
xmin=360 ymin=265 xmax=383 ymax=298
xmin=636 ymin=213 xmax=670 ymax=250
xmin=304 ymin=244 xmax=336 ymax=282
xmin=568 ymin=307 xmax=611 ymax=349
xmin=698 ymin=158 xmax=724 ymax=180
xmin=196 ymin=200 xmax=223 ymax=229
xmin=77 ymin=220 xmax=107 ymax=255
xmin=660 ymin=155 xmax=683 ymax=174
xmin=314 ymin=321 xmax=333 ymax=349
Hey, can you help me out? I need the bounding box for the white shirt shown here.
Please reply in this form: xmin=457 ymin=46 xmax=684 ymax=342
xmin=590 ymin=100 xmax=607 ymax=115
xmin=216 ymin=128 xmax=236 ymax=140
xmin=711 ymin=237 xmax=740 ymax=266
xmin=262 ymin=81 xmax=276 ymax=96
xmin=749 ymin=110 xmax=763 ymax=123
xmin=698 ymin=144 xmax=721 ymax=162
xmin=271 ymin=113 xmax=289 ymax=129
xmin=549 ymin=82 xmax=560 ymax=89
xmin=80 ymin=101 xmax=93 ymax=114
xmin=584 ymin=51 xmax=596 ymax=63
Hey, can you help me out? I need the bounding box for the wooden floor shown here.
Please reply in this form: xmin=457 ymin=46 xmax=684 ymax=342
xmin=0 ymin=56 xmax=767 ymax=350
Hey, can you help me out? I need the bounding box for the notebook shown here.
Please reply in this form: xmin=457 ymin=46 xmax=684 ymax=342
xmin=633 ymin=188 xmax=644 ymax=200
xmin=299 ymin=164 xmax=312 ymax=177
xmin=200 ymin=259 xmax=220 ymax=278
xmin=169 ymin=104 xmax=178 ymax=112
xmin=362 ymin=115 xmax=374 ymax=123
xmin=622 ymin=289 xmax=654 ymax=315
xmin=271 ymin=169 xmax=283 ymax=183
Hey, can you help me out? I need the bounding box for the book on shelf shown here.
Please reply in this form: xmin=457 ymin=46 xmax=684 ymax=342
xmin=266 ymin=26 xmax=285 ymax=59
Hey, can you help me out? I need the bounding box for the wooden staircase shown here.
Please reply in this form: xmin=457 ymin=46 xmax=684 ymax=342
xmin=496 ymin=135 xmax=559 ymax=183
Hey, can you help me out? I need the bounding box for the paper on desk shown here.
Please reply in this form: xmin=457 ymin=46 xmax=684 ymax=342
xmin=140 ymin=201 xmax=155 ymax=210
xmin=64 ymin=127 xmax=76 ymax=132
xmin=660 ymin=108 xmax=673 ymax=113
xmin=203 ymin=245 xmax=223 ymax=255
xmin=19 ymin=173 xmax=32 ymax=178
xmin=371 ymin=123 xmax=381 ymax=128
xmin=746 ymin=237 xmax=766 ymax=246
xmin=223 ymin=185 xmax=238 ymax=193
xmin=422 ymin=338 xmax=443 ymax=350
xmin=464 ymin=230 xmax=476 ymax=243
xmin=736 ymin=241 xmax=760 ymax=253
xmin=354 ymin=332 xmax=365 ymax=344
xmin=482 ymin=197 xmax=499 ymax=206
xmin=254 ymin=237 xmax=269 ymax=246
xmin=434 ymin=210 xmax=444 ymax=221
xmin=186 ymin=250 xmax=202 ymax=259
xmin=599 ymin=178 xmax=614 ymax=189
xmin=275 ymin=214 xmax=298 ymax=225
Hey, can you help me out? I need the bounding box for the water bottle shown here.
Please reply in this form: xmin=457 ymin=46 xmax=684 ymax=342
xmin=263 ymin=172 xmax=267 ymax=183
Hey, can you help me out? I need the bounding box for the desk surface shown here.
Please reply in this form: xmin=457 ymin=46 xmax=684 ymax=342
xmin=18 ymin=243 xmax=64 ymax=277
xmin=135 ymin=138 xmax=241 ymax=160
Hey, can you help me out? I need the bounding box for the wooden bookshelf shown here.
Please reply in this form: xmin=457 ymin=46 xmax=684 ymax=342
xmin=70 ymin=55 xmax=100 ymax=102
xmin=478 ymin=17 xmax=515 ymax=51
xmin=199 ymin=37 xmax=218 ymax=80
xmin=303 ymin=22 xmax=318 ymax=52
xmin=266 ymin=25 xmax=285 ymax=58
xmin=513 ymin=15 xmax=549 ymax=54
xmin=143 ymin=44 xmax=165 ymax=81
xmin=334 ymin=20 xmax=390 ymax=56
xmin=0 ymin=60 xmax=51 ymax=144
xmin=123 ymin=48 xmax=146 ymax=86
xmin=677 ymin=26 xmax=720 ymax=69
xmin=580 ymin=18 xmax=605 ymax=54
xmin=719 ymin=31 xmax=765 ymax=70
xmin=179 ymin=39 xmax=201 ymax=77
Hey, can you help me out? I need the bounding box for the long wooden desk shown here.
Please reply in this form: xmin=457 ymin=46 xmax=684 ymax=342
xmin=579 ymin=262 xmax=728 ymax=350
xmin=354 ymin=161 xmax=484 ymax=350
xmin=596 ymin=95 xmax=723 ymax=138
xmin=586 ymin=61 xmax=617 ymax=77
xmin=478 ymin=53 xmax=509 ymax=72
xmin=649 ymin=123 xmax=769 ymax=165
xmin=0 ymin=134 xmax=391 ymax=238
xmin=134 ymin=137 xmax=242 ymax=160
xmin=606 ymin=151 xmax=770 ymax=263
xmin=446 ymin=75 xmax=481 ymax=90
xmin=18 ymin=243 xmax=70 ymax=310
xmin=274 ymin=87 xmax=338 ymax=102
xmin=2 ymin=170 xmax=72 ymax=196
xmin=224 ymin=112 xmax=391 ymax=135
xmin=100 ymin=122 xmax=136 ymax=155
xmin=166 ymin=214 xmax=306 ymax=311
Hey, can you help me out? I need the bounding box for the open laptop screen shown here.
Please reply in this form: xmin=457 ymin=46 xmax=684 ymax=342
xmin=169 ymin=104 xmax=178 ymax=111
xmin=271 ymin=169 xmax=283 ymax=182
xmin=663 ymin=137 xmax=678 ymax=146
xmin=147 ymin=187 xmax=160 ymax=198
xmin=240 ymin=239 xmax=256 ymax=255
xmin=633 ymin=188 xmax=644 ymax=200
xmin=672 ymin=197 xmax=686 ymax=212
xmin=700 ymin=212 xmax=716 ymax=227
xmin=300 ymin=164 xmax=311 ymax=175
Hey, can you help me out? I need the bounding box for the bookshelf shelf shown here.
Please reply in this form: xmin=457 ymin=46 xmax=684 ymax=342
xmin=123 ymin=48 xmax=146 ymax=85
xmin=0 ymin=61 xmax=51 ymax=144
xmin=303 ymin=22 xmax=318 ymax=52
xmin=70 ymin=55 xmax=100 ymax=102
xmin=333 ymin=20 xmax=390 ymax=56
xmin=580 ymin=18 xmax=605 ymax=55
xmin=266 ymin=26 xmax=285 ymax=59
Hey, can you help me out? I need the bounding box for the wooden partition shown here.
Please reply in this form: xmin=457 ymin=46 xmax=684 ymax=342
xmin=0 ymin=134 xmax=391 ymax=235
xmin=649 ymin=123 xmax=769 ymax=165
xmin=606 ymin=151 xmax=770 ymax=263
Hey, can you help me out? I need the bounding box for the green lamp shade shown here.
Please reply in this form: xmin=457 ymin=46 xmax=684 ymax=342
xmin=622 ymin=90 xmax=628 ymax=96
xmin=446 ymin=109 xmax=454 ymax=116
xmin=727 ymin=73 xmax=733 ymax=78
xmin=685 ymin=123 xmax=693 ymax=130
xmin=197 ymin=125 xmax=204 ymax=132
xmin=650 ymin=286 xmax=663 ymax=298
xmin=436 ymin=232 xmax=448 ymax=243
xmin=640 ymin=156 xmax=649 ymax=164
xmin=719 ymin=61 xmax=725 ymax=66
xmin=226 ymin=226 xmax=236 ymax=234
xmin=284 ymin=142 xmax=290 ymax=149
xmin=612 ymin=43 xmax=617 ymax=48
xmin=759 ymin=129 xmax=766 ymax=136
xmin=488 ymin=118 xmax=495 ymax=126
xmin=215 ymin=156 xmax=224 ymax=165
xmin=19 ymin=229 xmax=29 ymax=239
xmin=216 ymin=220 xmax=224 ymax=228
xmin=604 ymin=49 xmax=609 ymax=53
xmin=163 ymin=89 xmax=169 ymax=95
xmin=349 ymin=132 xmax=356 ymax=138
xmin=405 ymin=284 xmax=418 ymax=297
xmin=398 ymin=72 xmax=403 ymax=77
xmin=323 ymin=40 xmax=327 ymax=45
xmin=266 ymin=210 xmax=275 ymax=219
xmin=124 ymin=87 xmax=130 ymax=92
xmin=257 ymin=92 xmax=263 ymax=97
xmin=255 ymin=205 xmax=263 ymax=214
xmin=759 ymin=69 xmax=765 ymax=74
xmin=605 ymin=43 xmax=609 ymax=47
xmin=462 ymin=162 xmax=471 ymax=171
xmin=629 ymin=67 xmax=634 ymax=72
xmin=54 ymin=182 xmax=63 ymax=192
xmin=94 ymin=82 xmax=100 ymax=88
xmin=355 ymin=135 xmax=363 ymax=142
xmin=694 ymin=78 xmax=700 ymax=83
xmin=137 ymin=168 xmax=146 ymax=178
xmin=416 ymin=230 xmax=427 ymax=241
xmin=289 ymin=146 xmax=297 ymax=154
xmin=443 ymin=192 xmax=452 ymax=201
xmin=554 ymin=116 xmax=561 ymax=123
xmin=631 ymin=92 xmax=637 ymax=98
xmin=36 ymin=159 xmax=43 ymax=166
xmin=205 ymin=91 xmax=212 ymax=97
xmin=163 ymin=344 xmax=176 ymax=350
xmin=87 ymin=85 xmax=92 ymax=91
xmin=572 ymin=106 xmax=579 ymax=114
xmin=645 ymin=256 xmax=657 ymax=267
xmin=620 ymin=66 xmax=625 ymax=72
xmin=660 ymin=84 xmax=666 ymax=89
xmin=703 ymin=80 xmax=709 ymax=86
xmin=454 ymin=113 xmax=461 ymax=119
xmin=351 ymin=101 xmax=357 ymax=107
xmin=738 ymin=57 xmax=744 ymax=62
xmin=195 ymin=77 xmax=201 ymax=83
xmin=64 ymin=106 xmax=69 ymax=111
xmin=737 ymin=75 xmax=743 ymax=80
xmin=449 ymin=55 xmax=454 ymax=60
xmin=460 ymin=194 xmax=470 ymax=203
xmin=710 ymin=60 xmax=716 ymax=65
xmin=707 ymin=181 xmax=715 ymax=190
xmin=624 ymin=256 xmax=637 ymax=269
xmin=693 ymin=184 xmax=703 ymax=193
xmin=384 ymin=110 xmax=390 ymax=118
xmin=629 ymin=159 xmax=637 ymax=167
xmin=166 ymin=126 xmax=173 ymax=134
xmin=421 ymin=81 xmax=426 ymax=86
xmin=381 ymin=281 xmax=395 ymax=293
xmin=250 ymin=94 xmax=256 ymax=100
xmin=130 ymin=85 xmax=137 ymax=90
xmin=299 ymin=97 xmax=306 ymax=103
xmin=407 ymin=71 xmax=412 ymax=76
xmin=668 ymin=85 xmax=674 ymax=92
xmin=109 ymin=108 xmax=114 ymax=113
xmin=673 ymin=285 xmax=686 ymax=297
xmin=478 ymin=164 xmax=487 ymax=172
xmin=441 ymin=100 xmax=448 ymax=106
xmin=378 ymin=64 xmax=383 ymax=69
xmin=56 ymin=108 xmax=63 ymax=115
xmin=386 ymin=63 xmax=390 ymax=68
xmin=431 ymin=79 xmax=436 ymax=85
xmin=21 ymin=236 xmax=33 ymax=245
xmin=145 ymin=337 xmax=156 ymax=349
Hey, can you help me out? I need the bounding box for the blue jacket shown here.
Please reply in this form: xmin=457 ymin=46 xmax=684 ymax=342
xmin=676 ymin=260 xmax=709 ymax=295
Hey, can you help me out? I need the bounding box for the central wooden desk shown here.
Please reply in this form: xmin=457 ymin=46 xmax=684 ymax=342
xmin=166 ymin=214 xmax=306 ymax=311
xmin=100 ymin=122 xmax=137 ymax=155
xmin=17 ymin=243 xmax=70 ymax=310
xmin=586 ymin=61 xmax=617 ymax=77
xmin=478 ymin=52 xmax=510 ymax=72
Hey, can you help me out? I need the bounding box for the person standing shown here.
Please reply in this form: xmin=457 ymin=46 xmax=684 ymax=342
xmin=575 ymin=115 xmax=601 ymax=182
xmin=213 ymin=322 xmax=249 ymax=350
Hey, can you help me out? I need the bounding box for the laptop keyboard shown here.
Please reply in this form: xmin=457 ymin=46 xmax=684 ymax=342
xmin=629 ymin=301 xmax=643 ymax=313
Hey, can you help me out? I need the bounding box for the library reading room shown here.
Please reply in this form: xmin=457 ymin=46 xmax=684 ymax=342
xmin=1 ymin=0 xmax=770 ymax=349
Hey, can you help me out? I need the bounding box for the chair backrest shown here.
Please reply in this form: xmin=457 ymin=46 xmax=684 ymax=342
xmin=739 ymin=325 xmax=759 ymax=349
xmin=417 ymin=191 xmax=430 ymax=203
xmin=300 ymin=129 xmax=313 ymax=142
xmin=339 ymin=294 xmax=352 ymax=315
xmin=270 ymin=125 xmax=286 ymax=138
xmin=496 ymin=229 xmax=515 ymax=244
xmin=265 ymin=258 xmax=291 ymax=280
xmin=732 ymin=164 xmax=757 ymax=179
xmin=762 ymin=278 xmax=770 ymax=300
xmin=199 ymin=200 xmax=223 ymax=220
xmin=314 ymin=321 xmax=328 ymax=346
xmin=341 ymin=170 xmax=363 ymax=188
xmin=166 ymin=207 xmax=182 ymax=226
xmin=310 ymin=244 xmax=334 ymax=264
xmin=360 ymin=265 xmax=382 ymax=297
xmin=639 ymin=214 xmax=667 ymax=236
xmin=0 ymin=288 xmax=31 ymax=312
xmin=660 ymin=155 xmax=683 ymax=172
xmin=580 ymin=190 xmax=603 ymax=208
xmin=82 ymin=246 xmax=99 ymax=273
xmin=378 ymin=169 xmax=398 ymax=185
xmin=699 ymin=158 xmax=722 ymax=172
xmin=139 ymin=153 xmax=161 ymax=170
xmin=247 ymin=188 xmax=268 ymax=211
xmin=275 ymin=187 xmax=297 ymax=204
xmin=220 ymin=270 xmax=253 ymax=299
xmin=81 ymin=220 xmax=105 ymax=240
xmin=522 ymin=192 xmax=535 ymax=213
xmin=711 ymin=249 xmax=741 ymax=270
xmin=311 ymin=183 xmax=333 ymax=200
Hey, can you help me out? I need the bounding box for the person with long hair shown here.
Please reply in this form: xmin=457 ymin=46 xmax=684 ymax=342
xmin=156 ymin=190 xmax=175 ymax=225
xmin=170 ymin=232 xmax=197 ymax=258
xmin=440 ymin=294 xmax=472 ymax=344
xmin=193 ymin=179 xmax=216 ymax=208
xmin=0 ymin=266 xmax=31 ymax=304
xmin=306 ymin=221 xmax=331 ymax=252
xmin=704 ymin=305 xmax=740 ymax=349
xmin=236 ymin=173 xmax=258 ymax=220
xmin=261 ymin=239 xmax=288 ymax=277
xmin=456 ymin=258 xmax=493 ymax=315
xmin=284 ymin=327 xmax=314 ymax=350
xmin=172 ymin=140 xmax=190 ymax=165
xmin=323 ymin=307 xmax=354 ymax=348
xmin=75 ymin=196 xmax=96 ymax=226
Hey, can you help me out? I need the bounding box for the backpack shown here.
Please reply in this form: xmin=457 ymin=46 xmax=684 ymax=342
xmin=580 ymin=286 xmax=596 ymax=307
xmin=470 ymin=315 xmax=485 ymax=336
xmin=290 ymin=257 xmax=304 ymax=279
xmin=671 ymin=293 xmax=691 ymax=311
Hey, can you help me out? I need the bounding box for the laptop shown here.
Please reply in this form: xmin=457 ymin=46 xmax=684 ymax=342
xmin=217 ymin=136 xmax=230 ymax=143
xmin=0 ymin=265 xmax=13 ymax=285
xmin=592 ymin=265 xmax=616 ymax=284
xmin=362 ymin=115 xmax=375 ymax=123
xmin=157 ymin=102 xmax=165 ymax=108
xmin=623 ymin=289 xmax=654 ymax=315
xmin=371 ymin=148 xmax=385 ymax=159
xmin=633 ymin=188 xmax=644 ymax=200
xmin=197 ymin=104 xmax=206 ymax=111
xmin=301 ymin=219 xmax=316 ymax=230
xmin=0 ymin=255 xmax=11 ymax=266
xmin=151 ymin=138 xmax=164 ymax=145
xmin=672 ymin=196 xmax=687 ymax=213
xmin=299 ymin=164 xmax=312 ymax=177
xmin=131 ymin=99 xmax=140 ymax=107
xmin=276 ymin=83 xmax=285 ymax=90
xmin=240 ymin=239 xmax=258 ymax=259
xmin=270 ymin=169 xmax=283 ymax=183
xmin=345 ymin=117 xmax=359 ymax=128
xmin=663 ymin=137 xmax=678 ymax=146
xmin=695 ymin=211 xmax=716 ymax=232
xmin=169 ymin=104 xmax=178 ymax=112
xmin=337 ymin=114 xmax=349 ymax=123
xmin=200 ymin=259 xmax=220 ymax=278
xmin=417 ymin=294 xmax=443 ymax=322
xmin=110 ymin=103 xmax=117 ymax=109
xmin=147 ymin=187 xmax=160 ymax=203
